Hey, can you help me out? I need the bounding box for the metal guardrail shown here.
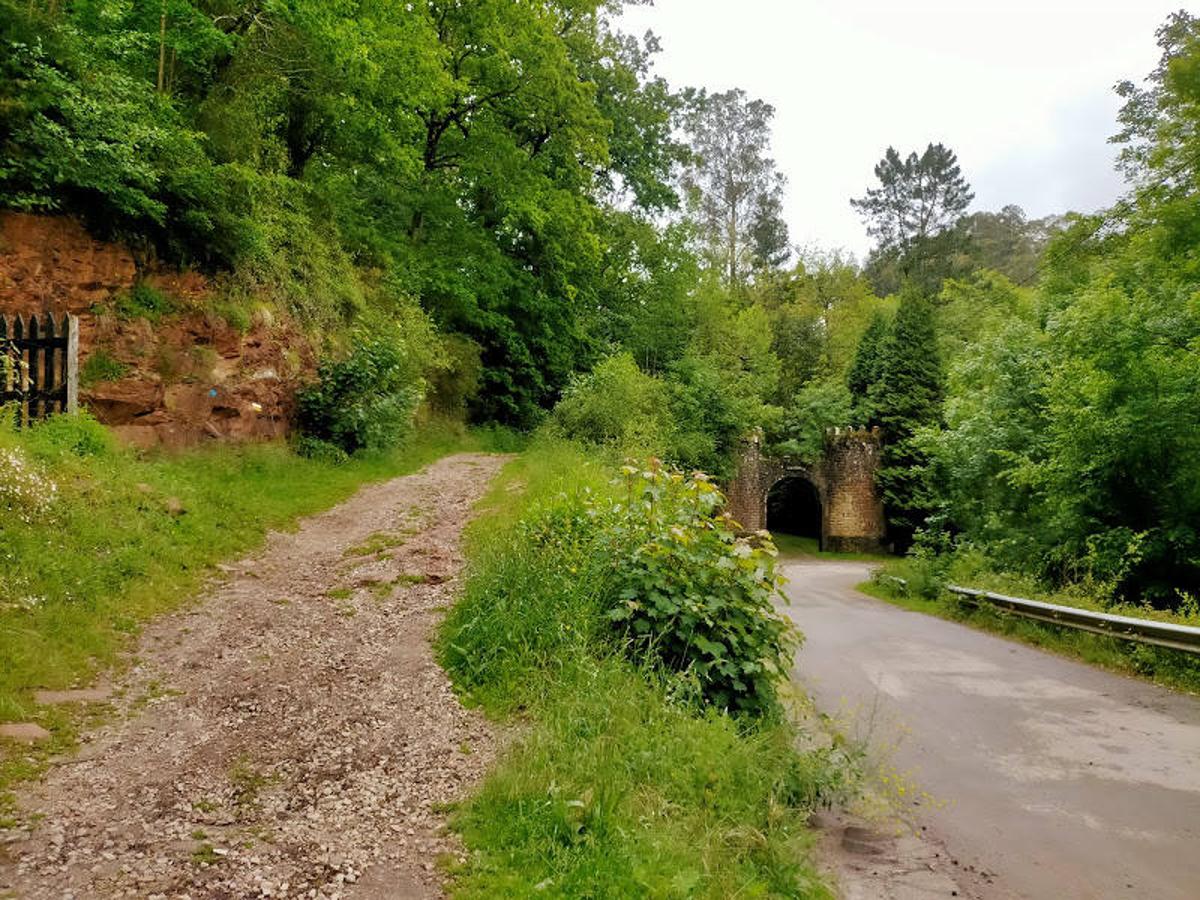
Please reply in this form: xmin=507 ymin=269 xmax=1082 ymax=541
xmin=880 ymin=576 xmax=1200 ymax=654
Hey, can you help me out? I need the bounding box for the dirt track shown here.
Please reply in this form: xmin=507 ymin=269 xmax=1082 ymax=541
xmin=0 ymin=453 xmax=507 ymax=900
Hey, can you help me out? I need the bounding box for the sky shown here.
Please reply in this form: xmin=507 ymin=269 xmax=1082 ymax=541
xmin=617 ymin=0 xmax=1183 ymax=258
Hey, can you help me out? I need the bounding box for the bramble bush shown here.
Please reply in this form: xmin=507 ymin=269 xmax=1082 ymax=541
xmin=296 ymin=309 xmax=443 ymax=454
xmin=599 ymin=461 xmax=798 ymax=716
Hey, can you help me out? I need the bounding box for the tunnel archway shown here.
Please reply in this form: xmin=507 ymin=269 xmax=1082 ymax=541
xmin=766 ymin=476 xmax=823 ymax=549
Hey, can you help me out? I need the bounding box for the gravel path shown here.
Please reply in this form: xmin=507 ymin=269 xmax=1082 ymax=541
xmin=0 ymin=453 xmax=508 ymax=900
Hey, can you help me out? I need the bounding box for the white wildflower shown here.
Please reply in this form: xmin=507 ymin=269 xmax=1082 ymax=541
xmin=0 ymin=446 xmax=58 ymax=525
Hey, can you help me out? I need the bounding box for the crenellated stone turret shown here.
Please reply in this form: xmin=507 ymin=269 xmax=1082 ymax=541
xmin=724 ymin=426 xmax=887 ymax=553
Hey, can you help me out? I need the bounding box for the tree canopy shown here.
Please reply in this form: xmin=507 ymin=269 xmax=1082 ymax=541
xmin=5 ymin=2 xmax=1200 ymax=610
xmin=680 ymin=88 xmax=790 ymax=291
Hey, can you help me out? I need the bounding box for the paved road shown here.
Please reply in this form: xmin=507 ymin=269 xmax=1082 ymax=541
xmin=780 ymin=558 xmax=1200 ymax=900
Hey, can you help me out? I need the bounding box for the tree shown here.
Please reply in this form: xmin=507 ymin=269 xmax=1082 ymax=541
xmin=680 ymin=88 xmax=789 ymax=290
xmin=1112 ymin=10 xmax=1200 ymax=191
xmin=870 ymin=290 xmax=943 ymax=549
xmin=951 ymin=206 xmax=1066 ymax=285
xmin=0 ymin=0 xmax=697 ymax=427
xmin=852 ymin=143 xmax=974 ymax=294
xmin=846 ymin=312 xmax=890 ymax=423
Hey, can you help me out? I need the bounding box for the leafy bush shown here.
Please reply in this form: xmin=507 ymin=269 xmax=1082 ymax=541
xmin=426 ymin=334 xmax=483 ymax=415
xmin=770 ymin=377 xmax=855 ymax=463
xmin=442 ymin=447 xmax=800 ymax=718
xmin=438 ymin=442 xmax=844 ymax=896
xmin=296 ymin=310 xmax=442 ymax=454
xmin=600 ymin=461 xmax=798 ymax=716
xmin=550 ymin=353 xmax=673 ymax=457
xmin=664 ymin=354 xmax=763 ymax=478
xmin=293 ymin=436 xmax=349 ymax=466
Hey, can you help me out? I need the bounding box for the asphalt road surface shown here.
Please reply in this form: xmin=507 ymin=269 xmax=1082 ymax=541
xmin=780 ymin=558 xmax=1200 ymax=900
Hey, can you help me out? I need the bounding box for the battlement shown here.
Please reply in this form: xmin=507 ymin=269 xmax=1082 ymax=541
xmin=726 ymin=426 xmax=887 ymax=553
xmin=825 ymin=425 xmax=882 ymax=445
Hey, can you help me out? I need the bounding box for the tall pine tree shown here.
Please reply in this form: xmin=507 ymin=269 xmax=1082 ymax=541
xmin=846 ymin=312 xmax=890 ymax=425
xmin=871 ymin=290 xmax=943 ymax=549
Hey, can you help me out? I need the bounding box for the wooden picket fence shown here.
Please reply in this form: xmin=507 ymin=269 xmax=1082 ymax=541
xmin=0 ymin=313 xmax=79 ymax=426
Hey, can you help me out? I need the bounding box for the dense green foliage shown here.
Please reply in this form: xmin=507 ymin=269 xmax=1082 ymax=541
xmin=438 ymin=441 xmax=851 ymax=895
xmin=884 ymin=13 xmax=1200 ymax=612
xmin=444 ymin=451 xmax=796 ymax=718
xmin=870 ymin=292 xmax=943 ymax=550
xmin=6 ymin=0 xmax=1200 ymax=621
xmin=831 ymin=12 xmax=1200 ymax=617
xmin=602 ymin=463 xmax=796 ymax=716
xmin=0 ymin=0 xmax=691 ymax=425
xmin=549 ymin=353 xmax=674 ymax=457
xmin=297 ymin=312 xmax=442 ymax=454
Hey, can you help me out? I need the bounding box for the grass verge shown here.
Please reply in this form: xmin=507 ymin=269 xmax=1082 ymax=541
xmin=771 ymin=533 xmax=891 ymax=563
xmin=0 ymin=412 xmax=507 ymax=810
xmin=437 ymin=438 xmax=853 ymax=898
xmin=861 ymin=562 xmax=1200 ymax=695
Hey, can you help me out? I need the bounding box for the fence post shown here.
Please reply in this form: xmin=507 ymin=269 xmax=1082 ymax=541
xmin=66 ymin=314 xmax=79 ymax=415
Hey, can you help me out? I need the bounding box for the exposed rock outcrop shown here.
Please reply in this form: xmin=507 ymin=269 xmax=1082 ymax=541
xmin=0 ymin=212 xmax=315 ymax=448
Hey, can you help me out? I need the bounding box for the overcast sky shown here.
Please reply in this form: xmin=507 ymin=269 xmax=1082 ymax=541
xmin=617 ymin=0 xmax=1182 ymax=258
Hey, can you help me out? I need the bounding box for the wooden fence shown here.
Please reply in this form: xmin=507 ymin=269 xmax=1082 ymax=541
xmin=0 ymin=313 xmax=79 ymax=426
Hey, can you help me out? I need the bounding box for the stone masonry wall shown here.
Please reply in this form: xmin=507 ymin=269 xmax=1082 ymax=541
xmin=821 ymin=427 xmax=887 ymax=553
xmin=725 ymin=427 xmax=887 ymax=553
xmin=725 ymin=431 xmax=769 ymax=531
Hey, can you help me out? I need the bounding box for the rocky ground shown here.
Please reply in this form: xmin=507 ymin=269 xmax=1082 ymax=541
xmin=0 ymin=453 xmax=507 ymax=900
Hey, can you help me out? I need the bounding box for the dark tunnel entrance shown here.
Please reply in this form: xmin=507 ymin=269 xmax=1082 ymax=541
xmin=766 ymin=477 xmax=823 ymax=548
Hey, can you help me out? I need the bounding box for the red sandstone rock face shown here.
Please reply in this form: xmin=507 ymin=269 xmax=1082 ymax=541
xmin=1 ymin=212 xmax=316 ymax=448
xmin=0 ymin=213 xmax=137 ymax=315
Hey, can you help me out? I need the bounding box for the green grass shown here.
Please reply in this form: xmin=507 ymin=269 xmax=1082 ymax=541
xmin=112 ymin=282 xmax=177 ymax=322
xmin=344 ymin=530 xmax=412 ymax=558
xmin=437 ymin=438 xmax=846 ymax=898
xmin=860 ymin=564 xmax=1200 ymax=695
xmin=78 ymin=349 xmax=129 ymax=388
xmin=771 ymin=532 xmax=892 ymax=563
xmin=0 ymin=412 xmax=494 ymax=805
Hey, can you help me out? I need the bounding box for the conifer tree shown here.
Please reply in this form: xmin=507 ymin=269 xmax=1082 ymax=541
xmin=846 ymin=312 xmax=890 ymax=424
xmin=871 ymin=290 xmax=943 ymax=549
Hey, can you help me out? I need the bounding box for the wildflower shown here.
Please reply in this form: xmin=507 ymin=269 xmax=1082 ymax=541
xmin=0 ymin=447 xmax=58 ymax=525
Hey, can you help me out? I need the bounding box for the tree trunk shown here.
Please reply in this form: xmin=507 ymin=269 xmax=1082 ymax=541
xmin=157 ymin=1 xmax=168 ymax=94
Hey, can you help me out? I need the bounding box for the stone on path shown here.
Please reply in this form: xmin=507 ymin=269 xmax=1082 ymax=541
xmin=33 ymin=688 xmax=111 ymax=705
xmin=0 ymin=723 xmax=51 ymax=743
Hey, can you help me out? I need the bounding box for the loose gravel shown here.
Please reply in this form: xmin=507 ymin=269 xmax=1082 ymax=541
xmin=0 ymin=453 xmax=507 ymax=900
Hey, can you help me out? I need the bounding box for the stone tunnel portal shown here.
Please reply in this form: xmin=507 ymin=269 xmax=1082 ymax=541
xmin=766 ymin=476 xmax=823 ymax=548
xmin=725 ymin=427 xmax=888 ymax=555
